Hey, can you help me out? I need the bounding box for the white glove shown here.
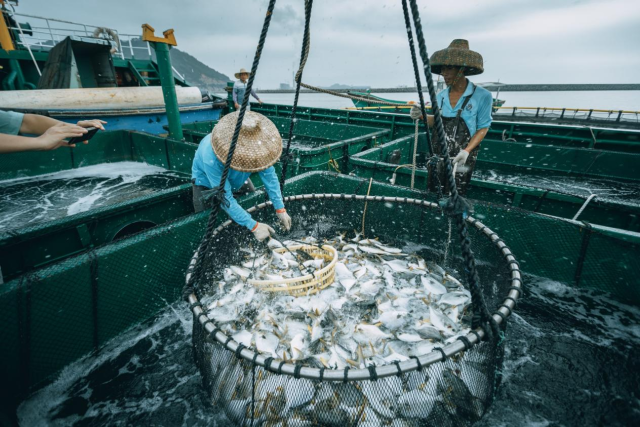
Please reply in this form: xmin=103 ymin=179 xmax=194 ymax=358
xmin=251 ymin=223 xmax=275 ymax=241
xmin=276 ymin=209 xmax=292 ymax=231
xmin=452 ymin=150 xmax=470 ymax=168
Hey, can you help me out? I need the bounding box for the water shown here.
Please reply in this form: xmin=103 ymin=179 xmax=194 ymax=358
xmin=0 ymin=162 xmax=190 ymax=231
xmin=17 ymin=276 xmax=640 ymax=426
xmin=474 ymin=168 xmax=640 ymax=206
xmin=229 ymin=91 xmax=640 ymax=112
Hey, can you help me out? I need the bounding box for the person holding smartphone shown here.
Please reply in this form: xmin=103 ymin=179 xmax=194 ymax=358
xmin=0 ymin=110 xmax=106 ymax=154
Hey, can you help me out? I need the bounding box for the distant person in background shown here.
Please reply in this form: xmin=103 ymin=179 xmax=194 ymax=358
xmin=233 ymin=68 xmax=263 ymax=110
xmin=0 ymin=110 xmax=106 ymax=154
xmin=423 ymin=39 xmax=492 ymax=195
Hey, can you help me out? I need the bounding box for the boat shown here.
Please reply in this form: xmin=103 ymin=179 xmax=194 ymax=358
xmin=0 ymin=3 xmax=225 ymax=132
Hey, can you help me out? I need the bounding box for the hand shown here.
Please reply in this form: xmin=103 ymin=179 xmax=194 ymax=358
xmin=259 ymin=99 xmax=263 ymax=105
xmin=276 ymin=209 xmax=292 ymax=231
xmin=77 ymin=119 xmax=107 ymax=131
xmin=452 ymin=149 xmax=470 ymax=168
xmin=36 ymin=123 xmax=88 ymax=150
xmin=252 ymin=223 xmax=275 ymax=241
xmin=234 ymin=102 xmax=240 ymax=109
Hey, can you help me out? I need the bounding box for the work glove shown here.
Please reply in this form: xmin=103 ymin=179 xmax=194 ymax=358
xmin=252 ymin=223 xmax=275 ymax=241
xmin=452 ymin=150 xmax=470 ymax=168
xmin=276 ymin=208 xmax=292 ymax=231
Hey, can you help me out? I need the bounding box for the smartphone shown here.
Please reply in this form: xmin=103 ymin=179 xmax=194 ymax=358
xmin=67 ymin=127 xmax=100 ymax=145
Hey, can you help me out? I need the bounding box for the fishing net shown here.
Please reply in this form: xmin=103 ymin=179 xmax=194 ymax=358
xmin=187 ymin=193 xmax=521 ymax=426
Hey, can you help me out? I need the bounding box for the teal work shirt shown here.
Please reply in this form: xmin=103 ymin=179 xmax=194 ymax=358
xmin=436 ymin=81 xmax=492 ymax=137
xmin=191 ymin=134 xmax=284 ymax=230
xmin=0 ymin=110 xmax=24 ymax=135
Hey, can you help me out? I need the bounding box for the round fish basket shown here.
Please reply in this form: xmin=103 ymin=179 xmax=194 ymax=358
xmin=248 ymin=244 xmax=338 ymax=296
xmin=187 ymin=194 xmax=522 ymax=426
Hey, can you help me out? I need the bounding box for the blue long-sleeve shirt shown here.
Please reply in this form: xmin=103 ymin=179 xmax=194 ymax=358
xmin=192 ymin=134 xmax=284 ymax=230
xmin=232 ymin=80 xmax=260 ymax=105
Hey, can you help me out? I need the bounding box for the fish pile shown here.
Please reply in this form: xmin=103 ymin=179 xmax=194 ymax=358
xmin=201 ymin=233 xmax=473 ymax=369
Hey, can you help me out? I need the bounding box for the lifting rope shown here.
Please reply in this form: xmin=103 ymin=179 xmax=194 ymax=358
xmin=406 ymin=0 xmax=499 ymax=340
xmin=184 ymin=0 xmax=278 ymax=298
xmin=280 ymin=0 xmax=314 ymax=189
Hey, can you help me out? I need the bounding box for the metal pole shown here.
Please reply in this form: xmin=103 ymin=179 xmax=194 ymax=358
xmin=150 ymin=41 xmax=183 ymax=140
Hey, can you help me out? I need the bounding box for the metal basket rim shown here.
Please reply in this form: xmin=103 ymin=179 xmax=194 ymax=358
xmin=186 ymin=193 xmax=522 ymax=381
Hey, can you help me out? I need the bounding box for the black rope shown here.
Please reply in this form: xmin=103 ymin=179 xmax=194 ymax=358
xmin=433 ymin=347 xmax=447 ymax=361
xmin=469 ymin=329 xmax=483 ymax=343
xmin=294 ymin=363 xmax=303 ymax=379
xmin=319 ymin=367 xmax=325 ymax=382
xmin=406 ymin=0 xmax=500 ymax=341
xmin=457 ymin=335 xmax=472 ymax=350
xmin=277 ymin=361 xmax=285 ymax=375
xmin=184 ymin=0 xmax=278 ymax=301
xmin=409 ymin=355 xmax=423 ymax=371
xmin=343 ymin=366 xmax=350 ymax=383
xmin=367 ymin=365 xmax=379 ymax=381
xmin=264 ymin=357 xmax=275 ymax=372
xmin=393 ymin=361 xmax=402 ymax=377
xmin=235 ymin=343 xmax=246 ymax=359
xmin=280 ymin=0 xmax=314 ymax=189
xmin=401 ymin=0 xmax=433 ymax=157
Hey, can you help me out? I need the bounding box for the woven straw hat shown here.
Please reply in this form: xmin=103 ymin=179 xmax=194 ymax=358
xmin=234 ymin=68 xmax=251 ymax=79
xmin=430 ymin=39 xmax=484 ymax=76
xmin=211 ymin=111 xmax=282 ymax=173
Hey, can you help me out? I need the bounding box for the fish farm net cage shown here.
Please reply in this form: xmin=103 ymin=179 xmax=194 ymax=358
xmin=186 ymin=193 xmax=522 ymax=426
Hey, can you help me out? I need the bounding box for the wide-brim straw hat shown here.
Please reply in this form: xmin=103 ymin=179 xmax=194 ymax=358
xmin=430 ymin=39 xmax=484 ymax=76
xmin=211 ymin=111 xmax=282 ymax=173
xmin=234 ymin=68 xmax=251 ymax=79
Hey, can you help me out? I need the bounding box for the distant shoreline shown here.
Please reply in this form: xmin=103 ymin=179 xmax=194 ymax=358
xmin=257 ymin=84 xmax=640 ymax=94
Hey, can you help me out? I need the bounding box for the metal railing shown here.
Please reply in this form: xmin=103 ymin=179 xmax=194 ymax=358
xmin=346 ymin=104 xmax=640 ymax=125
xmin=3 ymin=11 xmax=186 ymax=83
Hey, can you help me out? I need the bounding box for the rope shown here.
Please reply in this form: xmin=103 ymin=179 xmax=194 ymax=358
xmin=361 ymin=178 xmax=374 ymax=237
xmin=280 ymin=0 xmax=314 ymax=189
xmin=184 ymin=0 xmax=277 ymax=299
xmin=410 ymin=109 xmax=420 ymax=189
xmin=299 ymin=82 xmax=410 ymax=107
xmin=401 ymin=0 xmax=434 ymax=157
xmin=407 ymin=0 xmax=499 ymax=341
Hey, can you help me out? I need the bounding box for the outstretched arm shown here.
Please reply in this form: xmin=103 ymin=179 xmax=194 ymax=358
xmin=258 ymin=167 xmax=285 ymax=211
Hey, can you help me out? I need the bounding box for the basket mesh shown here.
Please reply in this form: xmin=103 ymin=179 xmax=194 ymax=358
xmin=189 ymin=194 xmax=518 ymax=426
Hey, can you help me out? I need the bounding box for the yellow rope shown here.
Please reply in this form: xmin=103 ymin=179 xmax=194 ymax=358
xmin=361 ymin=178 xmax=373 ymax=237
xmin=327 ymin=147 xmax=341 ymax=173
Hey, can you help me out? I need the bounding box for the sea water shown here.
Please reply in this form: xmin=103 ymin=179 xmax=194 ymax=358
xmin=226 ymin=91 xmax=640 ymax=112
xmin=16 ymin=275 xmax=640 ymax=426
xmin=0 ymin=162 xmax=189 ymax=231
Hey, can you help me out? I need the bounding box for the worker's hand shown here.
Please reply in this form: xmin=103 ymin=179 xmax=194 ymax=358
xmin=252 ymin=223 xmax=275 ymax=241
xmin=77 ymin=119 xmax=107 ymax=131
xmin=452 ymin=149 xmax=470 ymax=168
xmin=36 ymin=123 xmax=87 ymax=150
xmin=234 ymin=102 xmax=240 ymax=110
xmin=276 ymin=209 xmax=292 ymax=231
xmin=259 ymin=99 xmax=263 ymax=105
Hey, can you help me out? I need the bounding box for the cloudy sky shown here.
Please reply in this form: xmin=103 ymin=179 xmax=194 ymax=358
xmin=14 ymin=0 xmax=640 ymax=88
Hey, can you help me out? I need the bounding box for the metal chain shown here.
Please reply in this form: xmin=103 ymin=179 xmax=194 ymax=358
xmin=407 ymin=0 xmax=499 ymax=340
xmin=184 ymin=0 xmax=278 ymax=299
xmin=280 ymin=0 xmax=314 ymax=189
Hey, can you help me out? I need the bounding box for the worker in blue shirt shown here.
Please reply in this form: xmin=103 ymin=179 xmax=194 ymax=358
xmin=192 ymin=111 xmax=291 ymax=241
xmin=423 ymin=39 xmax=493 ymax=195
xmin=233 ymin=68 xmax=262 ymax=111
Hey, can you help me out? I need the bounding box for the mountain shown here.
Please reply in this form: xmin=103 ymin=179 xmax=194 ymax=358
xmin=127 ymin=38 xmax=230 ymax=90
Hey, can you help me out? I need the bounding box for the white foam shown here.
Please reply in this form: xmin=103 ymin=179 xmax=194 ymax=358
xmin=2 ymin=162 xmax=169 ymax=187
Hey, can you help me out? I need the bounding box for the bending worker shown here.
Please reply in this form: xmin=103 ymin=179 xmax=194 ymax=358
xmin=0 ymin=110 xmax=106 ymax=153
xmin=233 ymin=68 xmax=263 ymax=111
xmin=191 ymin=111 xmax=291 ymax=241
xmin=424 ymin=39 xmax=492 ymax=195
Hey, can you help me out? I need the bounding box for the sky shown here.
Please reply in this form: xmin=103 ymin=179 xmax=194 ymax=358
xmin=12 ymin=0 xmax=640 ymax=89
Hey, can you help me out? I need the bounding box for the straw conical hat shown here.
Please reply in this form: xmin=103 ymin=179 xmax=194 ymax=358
xmin=430 ymin=39 xmax=484 ymax=76
xmin=211 ymin=111 xmax=282 ymax=173
xmin=234 ymin=68 xmax=251 ymax=79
